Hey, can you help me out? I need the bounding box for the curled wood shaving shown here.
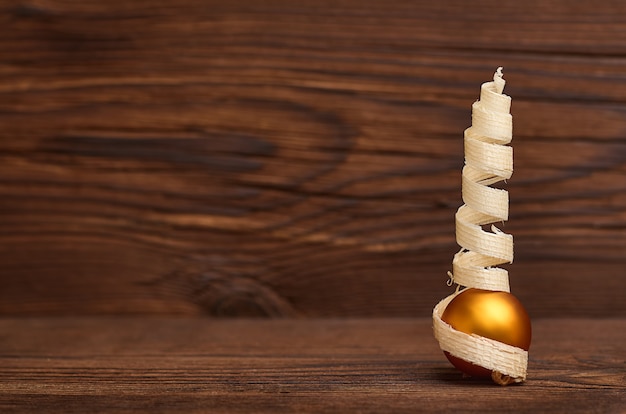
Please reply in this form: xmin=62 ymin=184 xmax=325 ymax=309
xmin=433 ymin=68 xmax=527 ymax=384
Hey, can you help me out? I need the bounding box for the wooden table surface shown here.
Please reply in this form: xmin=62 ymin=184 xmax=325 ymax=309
xmin=0 ymin=318 xmax=624 ymax=413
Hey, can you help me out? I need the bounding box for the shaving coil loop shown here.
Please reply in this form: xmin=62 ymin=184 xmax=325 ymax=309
xmin=454 ymin=66 xmax=513 ymax=293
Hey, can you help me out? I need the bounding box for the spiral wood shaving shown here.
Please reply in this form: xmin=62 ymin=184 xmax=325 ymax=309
xmin=433 ymin=68 xmax=527 ymax=384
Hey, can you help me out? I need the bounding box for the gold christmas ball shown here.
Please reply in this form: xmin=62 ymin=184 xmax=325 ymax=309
xmin=441 ymin=288 xmax=532 ymax=378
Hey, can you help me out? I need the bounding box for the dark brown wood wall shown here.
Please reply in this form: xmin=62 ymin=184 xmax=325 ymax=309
xmin=1 ymin=0 xmax=625 ymax=318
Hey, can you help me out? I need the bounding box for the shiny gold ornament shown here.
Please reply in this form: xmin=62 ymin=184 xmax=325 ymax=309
xmin=441 ymin=288 xmax=531 ymax=379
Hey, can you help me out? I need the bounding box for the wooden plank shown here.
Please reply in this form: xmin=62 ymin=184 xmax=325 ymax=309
xmin=1 ymin=0 xmax=625 ymax=316
xmin=0 ymin=318 xmax=624 ymax=413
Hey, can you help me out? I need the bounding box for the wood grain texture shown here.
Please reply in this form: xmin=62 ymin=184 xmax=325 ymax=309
xmin=0 ymin=318 xmax=624 ymax=413
xmin=1 ymin=0 xmax=625 ymax=317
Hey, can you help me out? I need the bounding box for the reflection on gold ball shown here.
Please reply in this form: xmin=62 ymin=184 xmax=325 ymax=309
xmin=441 ymin=288 xmax=531 ymax=378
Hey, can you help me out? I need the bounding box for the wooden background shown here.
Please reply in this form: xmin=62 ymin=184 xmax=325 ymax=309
xmin=1 ymin=0 xmax=625 ymax=318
